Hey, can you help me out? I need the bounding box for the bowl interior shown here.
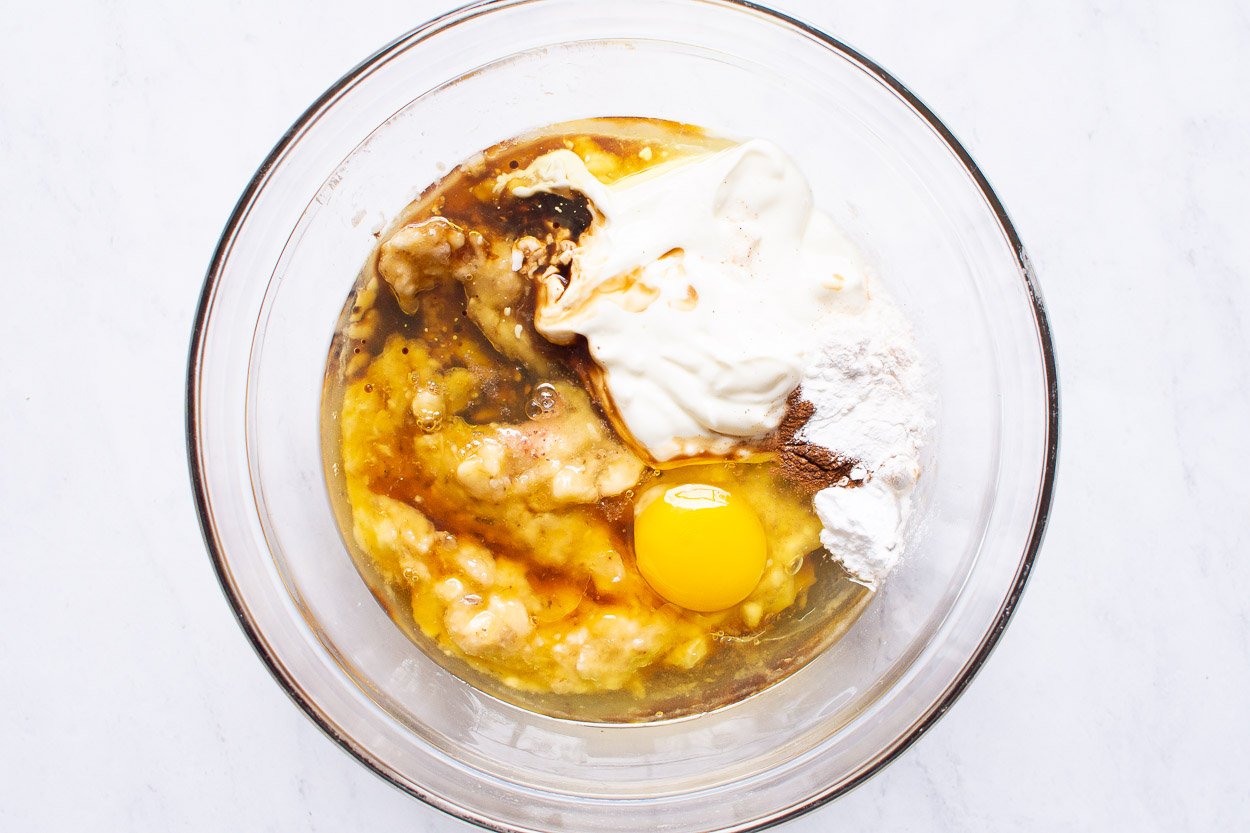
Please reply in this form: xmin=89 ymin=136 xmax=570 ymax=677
xmin=191 ymin=2 xmax=1054 ymax=831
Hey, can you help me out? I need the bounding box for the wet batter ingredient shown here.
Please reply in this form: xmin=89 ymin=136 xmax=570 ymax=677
xmin=323 ymin=119 xmax=871 ymax=721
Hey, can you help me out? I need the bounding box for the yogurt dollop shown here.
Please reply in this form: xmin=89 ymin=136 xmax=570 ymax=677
xmin=501 ymin=140 xmax=869 ymax=463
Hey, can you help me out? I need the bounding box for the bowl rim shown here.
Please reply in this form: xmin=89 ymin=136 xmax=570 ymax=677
xmin=185 ymin=0 xmax=1060 ymax=829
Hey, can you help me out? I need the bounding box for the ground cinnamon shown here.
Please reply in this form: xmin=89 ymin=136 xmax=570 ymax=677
xmin=770 ymin=390 xmax=858 ymax=495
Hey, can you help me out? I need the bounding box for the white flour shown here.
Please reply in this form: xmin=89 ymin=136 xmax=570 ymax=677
xmin=799 ymin=284 xmax=929 ymax=587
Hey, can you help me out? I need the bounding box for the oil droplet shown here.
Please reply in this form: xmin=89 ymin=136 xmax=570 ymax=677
xmin=525 ymin=382 xmax=562 ymax=420
xmin=415 ymin=411 xmax=443 ymax=433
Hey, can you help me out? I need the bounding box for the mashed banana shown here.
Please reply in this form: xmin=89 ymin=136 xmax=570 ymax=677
xmin=341 ymin=334 xmax=821 ymax=694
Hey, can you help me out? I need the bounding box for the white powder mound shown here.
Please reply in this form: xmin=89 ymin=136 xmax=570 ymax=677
xmin=800 ymin=284 xmax=929 ymax=587
xmin=812 ymin=479 xmax=908 ymax=585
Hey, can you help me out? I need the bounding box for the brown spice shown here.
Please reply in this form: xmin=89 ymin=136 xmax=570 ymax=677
xmin=770 ymin=390 xmax=859 ymax=495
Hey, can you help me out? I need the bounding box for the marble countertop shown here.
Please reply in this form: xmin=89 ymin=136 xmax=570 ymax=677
xmin=2 ymin=1 xmax=1248 ymax=830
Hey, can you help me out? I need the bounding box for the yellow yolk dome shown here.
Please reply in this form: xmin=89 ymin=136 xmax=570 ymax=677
xmin=633 ymin=483 xmax=768 ymax=612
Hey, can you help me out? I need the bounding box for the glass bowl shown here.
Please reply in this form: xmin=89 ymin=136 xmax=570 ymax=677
xmin=186 ymin=1 xmax=1059 ymax=831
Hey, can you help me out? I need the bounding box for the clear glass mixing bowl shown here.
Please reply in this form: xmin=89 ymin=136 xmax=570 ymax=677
xmin=187 ymin=1 xmax=1059 ymax=830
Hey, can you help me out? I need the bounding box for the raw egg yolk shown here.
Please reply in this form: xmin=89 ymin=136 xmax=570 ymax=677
xmin=633 ymin=483 xmax=767 ymax=612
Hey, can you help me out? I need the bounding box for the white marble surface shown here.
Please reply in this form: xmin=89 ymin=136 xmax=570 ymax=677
xmin=2 ymin=1 xmax=1248 ymax=830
